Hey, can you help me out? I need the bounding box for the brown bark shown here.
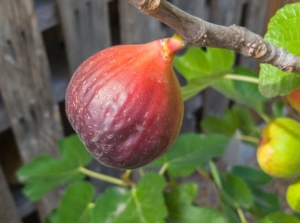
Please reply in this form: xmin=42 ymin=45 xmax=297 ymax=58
xmin=127 ymin=0 xmax=300 ymax=75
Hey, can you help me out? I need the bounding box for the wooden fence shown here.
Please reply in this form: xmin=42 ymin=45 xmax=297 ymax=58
xmin=0 ymin=0 xmax=294 ymax=222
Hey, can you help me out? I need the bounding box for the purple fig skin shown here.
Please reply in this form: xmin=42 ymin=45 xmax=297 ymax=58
xmin=65 ymin=38 xmax=184 ymax=169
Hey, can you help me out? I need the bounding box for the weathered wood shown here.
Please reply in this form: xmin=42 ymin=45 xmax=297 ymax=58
xmin=0 ymin=166 xmax=22 ymax=223
xmin=0 ymin=0 xmax=63 ymax=221
xmin=171 ymin=0 xmax=209 ymax=20
xmin=0 ymin=98 xmax=10 ymax=132
xmin=35 ymin=0 xmax=59 ymax=31
xmin=57 ymin=0 xmax=111 ymax=74
xmin=119 ymin=0 xmax=164 ymax=44
xmin=210 ymin=0 xmax=248 ymax=25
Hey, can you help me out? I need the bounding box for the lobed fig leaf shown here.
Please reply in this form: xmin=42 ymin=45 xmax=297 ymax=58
xmin=91 ymin=173 xmax=167 ymax=223
xmin=66 ymin=35 xmax=186 ymax=169
xmin=259 ymin=2 xmax=300 ymax=98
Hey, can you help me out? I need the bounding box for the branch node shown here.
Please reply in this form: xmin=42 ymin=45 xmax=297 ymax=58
xmin=233 ymin=26 xmax=245 ymax=49
xmin=253 ymin=43 xmax=267 ymax=58
xmin=244 ymin=38 xmax=267 ymax=58
xmin=191 ymin=19 xmax=207 ymax=46
xmin=283 ymin=66 xmax=294 ymax=73
xmin=146 ymin=0 xmax=160 ymax=11
xmin=129 ymin=0 xmax=160 ymax=12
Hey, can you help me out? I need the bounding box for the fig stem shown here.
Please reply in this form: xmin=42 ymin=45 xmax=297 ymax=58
xmin=223 ymin=74 xmax=259 ymax=84
xmin=138 ymin=168 xmax=145 ymax=177
xmin=159 ymin=163 xmax=169 ymax=175
xmin=209 ymin=160 xmax=222 ymax=190
xmin=256 ymin=111 xmax=272 ymax=123
xmin=237 ymin=207 xmax=249 ymax=223
xmin=78 ymin=167 xmax=128 ymax=186
xmin=196 ymin=167 xmax=211 ymax=180
xmin=233 ymin=135 xmax=260 ymax=144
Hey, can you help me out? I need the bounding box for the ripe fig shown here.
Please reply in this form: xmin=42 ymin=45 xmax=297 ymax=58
xmin=257 ymin=117 xmax=300 ymax=178
xmin=65 ymin=35 xmax=186 ymax=169
xmin=286 ymin=87 xmax=300 ymax=113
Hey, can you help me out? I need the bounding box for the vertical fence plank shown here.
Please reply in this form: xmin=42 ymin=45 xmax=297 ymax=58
xmin=210 ymin=0 xmax=248 ymax=25
xmin=119 ymin=0 xmax=164 ymax=44
xmin=0 ymin=166 xmax=22 ymax=223
xmin=0 ymin=0 xmax=63 ymax=221
xmin=172 ymin=0 xmax=209 ymax=20
xmin=57 ymin=0 xmax=111 ymax=74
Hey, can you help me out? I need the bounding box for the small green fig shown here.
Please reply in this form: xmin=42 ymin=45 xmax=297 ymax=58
xmin=257 ymin=117 xmax=300 ymax=178
xmin=286 ymin=87 xmax=300 ymax=114
xmin=286 ymin=177 xmax=300 ymax=213
xmin=65 ymin=35 xmax=186 ymax=169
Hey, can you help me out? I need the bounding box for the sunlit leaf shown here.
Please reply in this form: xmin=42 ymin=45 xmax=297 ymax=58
xmin=149 ymin=133 xmax=228 ymax=177
xmin=174 ymin=47 xmax=234 ymax=100
xmin=92 ymin=173 xmax=167 ymax=223
xmin=57 ymin=181 xmax=95 ymax=223
xmin=259 ymin=3 xmax=300 ymax=97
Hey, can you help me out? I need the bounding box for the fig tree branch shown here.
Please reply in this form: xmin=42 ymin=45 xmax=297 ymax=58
xmin=127 ymin=0 xmax=300 ymax=75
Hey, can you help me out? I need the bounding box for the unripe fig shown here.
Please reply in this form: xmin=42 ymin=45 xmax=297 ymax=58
xmin=286 ymin=87 xmax=300 ymax=113
xmin=286 ymin=177 xmax=300 ymax=213
xmin=66 ymin=35 xmax=186 ymax=169
xmin=257 ymin=117 xmax=300 ymax=178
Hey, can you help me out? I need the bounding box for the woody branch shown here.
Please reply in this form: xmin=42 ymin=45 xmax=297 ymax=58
xmin=127 ymin=0 xmax=300 ymax=75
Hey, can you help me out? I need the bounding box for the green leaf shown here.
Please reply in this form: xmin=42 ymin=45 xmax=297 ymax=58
xmin=259 ymin=3 xmax=300 ymax=97
xmin=201 ymin=109 xmax=239 ymax=137
xmin=201 ymin=105 xmax=261 ymax=141
xmin=165 ymin=183 xmax=227 ymax=223
xmin=255 ymin=212 xmax=300 ymax=223
xmin=287 ymin=177 xmax=300 ymax=213
xmin=233 ymin=67 xmax=265 ymax=100
xmin=221 ymin=173 xmax=253 ymax=209
xmin=149 ymin=133 xmax=228 ymax=178
xmin=231 ymin=166 xmax=272 ymax=187
xmin=221 ymin=203 xmax=241 ymax=223
xmin=46 ymin=210 xmax=59 ymax=223
xmin=209 ymin=161 xmax=223 ymax=190
xmin=272 ymin=100 xmax=286 ymax=118
xmin=92 ymin=173 xmax=167 ymax=223
xmin=231 ymin=106 xmax=259 ymax=137
xmin=57 ymin=181 xmax=95 ymax=223
xmin=181 ymin=73 xmax=226 ymax=101
xmin=250 ymin=188 xmax=281 ymax=218
xmin=17 ymin=134 xmax=92 ymax=200
xmin=174 ymin=47 xmax=234 ymax=100
xmin=212 ymin=67 xmax=267 ymax=112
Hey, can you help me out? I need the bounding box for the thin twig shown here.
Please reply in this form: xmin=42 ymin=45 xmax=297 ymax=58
xmin=223 ymin=74 xmax=259 ymax=84
xmin=127 ymin=0 xmax=300 ymax=75
xmin=79 ymin=167 xmax=128 ymax=186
